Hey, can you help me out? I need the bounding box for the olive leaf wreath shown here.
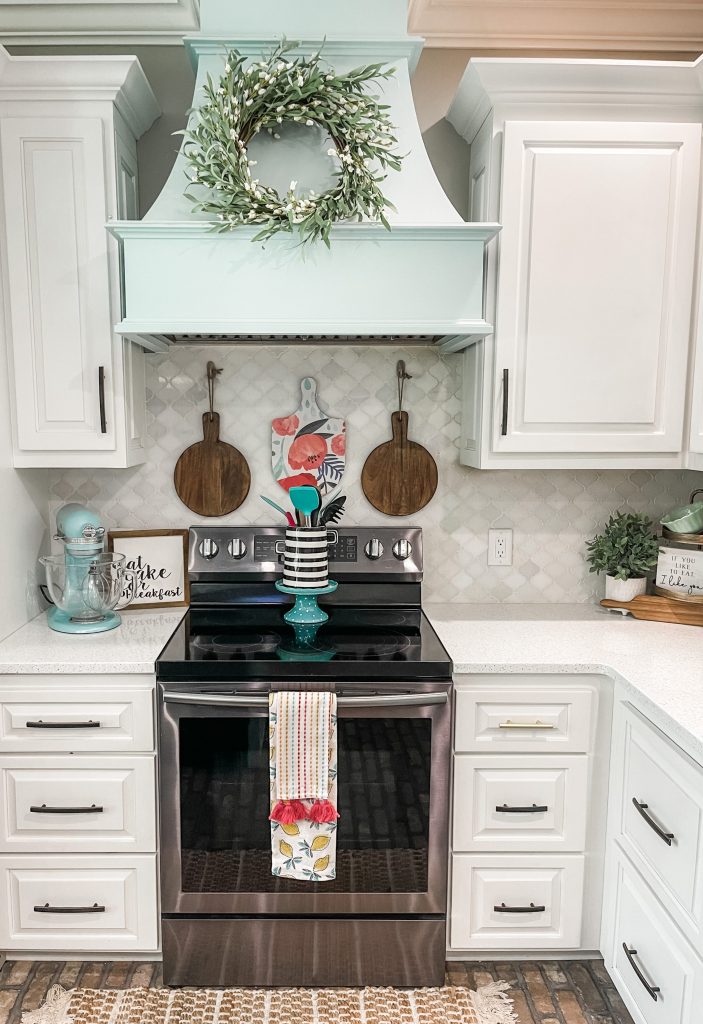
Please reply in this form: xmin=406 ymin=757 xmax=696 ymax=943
xmin=181 ymin=40 xmax=403 ymax=246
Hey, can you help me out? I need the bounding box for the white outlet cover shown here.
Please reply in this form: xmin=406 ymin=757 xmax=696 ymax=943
xmin=488 ymin=528 xmax=513 ymax=566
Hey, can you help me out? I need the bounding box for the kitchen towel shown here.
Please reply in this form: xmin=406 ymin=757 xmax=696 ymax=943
xmin=269 ymin=691 xmax=338 ymax=882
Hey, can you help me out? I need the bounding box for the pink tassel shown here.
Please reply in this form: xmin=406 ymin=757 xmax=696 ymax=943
xmin=269 ymin=799 xmax=307 ymax=824
xmin=307 ymin=799 xmax=339 ymax=823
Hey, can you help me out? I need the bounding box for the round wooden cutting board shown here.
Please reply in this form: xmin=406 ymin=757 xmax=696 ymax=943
xmin=361 ymin=411 xmax=438 ymax=516
xmin=174 ymin=412 xmax=250 ymax=517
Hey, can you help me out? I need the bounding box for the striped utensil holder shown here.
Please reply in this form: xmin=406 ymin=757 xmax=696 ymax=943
xmin=277 ymin=527 xmax=338 ymax=589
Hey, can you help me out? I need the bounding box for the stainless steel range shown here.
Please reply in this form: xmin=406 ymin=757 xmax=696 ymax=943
xmin=156 ymin=526 xmax=452 ymax=987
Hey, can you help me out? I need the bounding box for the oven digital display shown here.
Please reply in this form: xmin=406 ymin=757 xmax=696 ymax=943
xmin=253 ymin=536 xmax=280 ymax=561
xmin=330 ymin=536 xmax=357 ymax=562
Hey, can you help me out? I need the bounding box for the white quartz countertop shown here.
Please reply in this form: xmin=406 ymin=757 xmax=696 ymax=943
xmin=425 ymin=602 xmax=703 ymax=762
xmin=0 ymin=609 xmax=186 ymax=675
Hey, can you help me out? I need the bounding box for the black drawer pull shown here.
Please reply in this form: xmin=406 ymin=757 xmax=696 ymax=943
xmin=29 ymin=804 xmax=103 ymax=815
xmin=632 ymin=798 xmax=674 ymax=846
xmin=25 ymin=720 xmax=101 ymax=729
xmin=494 ymin=902 xmax=546 ymax=914
xmin=623 ymin=943 xmax=660 ymax=1001
xmin=496 ymin=803 xmax=549 ymax=814
xmin=34 ymin=902 xmax=105 ymax=914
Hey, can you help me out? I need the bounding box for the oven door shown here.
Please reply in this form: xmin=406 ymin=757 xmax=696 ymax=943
xmin=159 ymin=685 xmax=450 ymax=916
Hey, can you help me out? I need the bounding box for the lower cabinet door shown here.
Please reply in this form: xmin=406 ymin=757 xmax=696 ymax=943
xmin=0 ymin=854 xmax=158 ymax=951
xmin=450 ymin=853 xmax=584 ymax=949
xmin=606 ymin=850 xmax=703 ymax=1024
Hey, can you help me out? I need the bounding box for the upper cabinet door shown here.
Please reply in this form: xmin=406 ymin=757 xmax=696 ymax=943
xmin=494 ymin=120 xmax=700 ymax=454
xmin=0 ymin=116 xmax=115 ymax=452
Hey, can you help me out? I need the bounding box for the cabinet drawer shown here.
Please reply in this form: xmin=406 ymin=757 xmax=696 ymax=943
xmin=607 ymin=850 xmax=703 ymax=1024
xmin=0 ymin=756 xmax=156 ymax=852
xmin=450 ymin=854 xmax=584 ymax=949
xmin=455 ymin=687 xmax=594 ymax=753
xmin=0 ymin=853 xmax=158 ymax=951
xmin=616 ymin=706 xmax=703 ymax=933
xmin=0 ymin=686 xmax=154 ymax=752
xmin=453 ymin=755 xmax=588 ymax=852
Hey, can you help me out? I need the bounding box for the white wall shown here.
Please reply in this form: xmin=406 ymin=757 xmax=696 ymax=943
xmin=0 ymin=274 xmax=49 ymax=641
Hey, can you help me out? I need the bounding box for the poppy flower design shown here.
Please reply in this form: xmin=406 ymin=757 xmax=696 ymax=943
xmin=272 ymin=414 xmax=300 ymax=436
xmin=278 ymin=472 xmax=318 ymax=492
xmin=288 ymin=433 xmax=327 ymax=470
xmin=331 ymin=433 xmax=345 ymax=457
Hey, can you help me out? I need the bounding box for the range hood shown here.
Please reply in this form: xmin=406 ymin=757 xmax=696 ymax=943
xmin=109 ymin=0 xmax=499 ymax=352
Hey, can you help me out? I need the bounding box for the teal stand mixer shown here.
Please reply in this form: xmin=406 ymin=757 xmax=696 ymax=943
xmin=39 ymin=503 xmax=135 ymax=634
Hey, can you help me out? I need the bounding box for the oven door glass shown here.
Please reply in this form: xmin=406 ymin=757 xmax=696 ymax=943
xmin=178 ymin=713 xmax=431 ymax=895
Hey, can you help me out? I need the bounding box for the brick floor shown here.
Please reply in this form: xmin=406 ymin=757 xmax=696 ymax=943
xmin=0 ymin=959 xmax=633 ymax=1024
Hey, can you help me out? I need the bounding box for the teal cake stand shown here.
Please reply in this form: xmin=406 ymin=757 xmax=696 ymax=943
xmin=275 ymin=580 xmax=338 ymax=624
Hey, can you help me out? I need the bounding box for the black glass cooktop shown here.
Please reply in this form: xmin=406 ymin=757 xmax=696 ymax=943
xmin=157 ymin=605 xmax=452 ymax=682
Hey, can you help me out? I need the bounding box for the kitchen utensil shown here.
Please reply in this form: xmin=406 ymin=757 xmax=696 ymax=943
xmin=361 ymin=362 xmax=438 ymax=516
xmin=260 ymin=494 xmax=296 ymax=526
xmin=174 ymin=362 xmax=250 ymax=517
xmin=272 ymin=377 xmax=346 ymax=495
xmin=601 ymin=594 xmax=703 ymax=626
xmin=319 ymin=494 xmax=346 ymax=526
xmin=660 ymin=489 xmax=703 ymax=534
xmin=39 ymin=503 xmax=135 ymax=634
xmin=289 ymin=485 xmax=320 ymax=528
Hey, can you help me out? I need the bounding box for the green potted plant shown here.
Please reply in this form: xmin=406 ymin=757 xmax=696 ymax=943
xmin=586 ymin=511 xmax=659 ymax=601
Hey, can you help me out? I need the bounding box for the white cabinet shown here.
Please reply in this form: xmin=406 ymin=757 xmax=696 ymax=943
xmin=602 ymin=696 xmax=703 ymax=1024
xmin=0 ymin=48 xmax=158 ymax=468
xmin=449 ymin=60 xmax=703 ymax=469
xmin=449 ymin=674 xmax=608 ymax=954
xmin=0 ymin=674 xmax=158 ymax=953
xmin=687 ymin=259 xmax=703 ymax=471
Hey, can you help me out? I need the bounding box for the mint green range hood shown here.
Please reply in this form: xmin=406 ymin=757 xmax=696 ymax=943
xmin=108 ymin=0 xmax=499 ymax=352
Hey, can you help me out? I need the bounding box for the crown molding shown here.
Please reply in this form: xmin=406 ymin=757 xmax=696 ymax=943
xmin=409 ymin=0 xmax=703 ymax=53
xmin=0 ymin=0 xmax=199 ymax=46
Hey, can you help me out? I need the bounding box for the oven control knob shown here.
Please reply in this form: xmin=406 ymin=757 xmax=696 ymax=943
xmin=227 ymin=538 xmax=247 ymax=560
xmin=364 ymin=538 xmax=384 ymax=560
xmin=198 ymin=537 xmax=219 ymax=560
xmin=392 ymin=539 xmax=413 ymax=561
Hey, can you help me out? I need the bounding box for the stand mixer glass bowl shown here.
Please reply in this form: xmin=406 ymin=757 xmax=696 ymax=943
xmin=40 ymin=552 xmax=136 ymax=633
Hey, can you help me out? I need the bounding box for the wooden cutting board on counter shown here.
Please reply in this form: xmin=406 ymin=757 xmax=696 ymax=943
xmin=362 ymin=411 xmax=438 ymax=516
xmin=601 ymin=594 xmax=703 ymax=626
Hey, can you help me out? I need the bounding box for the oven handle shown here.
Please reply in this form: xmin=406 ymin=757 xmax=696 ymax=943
xmin=162 ymin=691 xmax=448 ymax=709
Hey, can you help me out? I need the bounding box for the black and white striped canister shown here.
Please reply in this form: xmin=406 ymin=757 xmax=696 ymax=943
xmin=280 ymin=527 xmax=336 ymax=589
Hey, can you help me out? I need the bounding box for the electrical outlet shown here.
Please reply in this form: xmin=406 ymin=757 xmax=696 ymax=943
xmin=488 ymin=528 xmax=513 ymax=566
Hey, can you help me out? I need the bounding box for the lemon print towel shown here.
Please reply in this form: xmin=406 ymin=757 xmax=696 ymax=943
xmin=269 ymin=691 xmax=338 ymax=881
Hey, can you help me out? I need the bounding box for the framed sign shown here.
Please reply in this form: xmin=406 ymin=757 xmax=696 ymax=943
xmin=655 ymin=545 xmax=703 ymax=601
xmin=107 ymin=529 xmax=189 ymax=609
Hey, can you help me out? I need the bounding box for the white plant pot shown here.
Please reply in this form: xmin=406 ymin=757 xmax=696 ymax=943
xmin=604 ymin=575 xmax=647 ymax=602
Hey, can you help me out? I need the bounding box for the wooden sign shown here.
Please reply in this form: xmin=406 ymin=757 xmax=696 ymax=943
xmin=107 ymin=529 xmax=189 ymax=609
xmin=656 ymin=545 xmax=703 ymax=600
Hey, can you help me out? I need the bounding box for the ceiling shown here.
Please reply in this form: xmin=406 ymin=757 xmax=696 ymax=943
xmin=1 ymin=0 xmax=703 ymax=53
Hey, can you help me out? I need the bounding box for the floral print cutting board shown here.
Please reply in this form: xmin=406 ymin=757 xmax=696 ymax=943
xmin=272 ymin=377 xmax=346 ymax=495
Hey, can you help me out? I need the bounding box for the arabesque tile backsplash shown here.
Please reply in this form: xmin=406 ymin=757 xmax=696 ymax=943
xmin=49 ymin=346 xmax=698 ymax=603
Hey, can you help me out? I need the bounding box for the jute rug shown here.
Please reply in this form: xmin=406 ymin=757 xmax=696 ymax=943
xmin=23 ymin=982 xmax=516 ymax=1024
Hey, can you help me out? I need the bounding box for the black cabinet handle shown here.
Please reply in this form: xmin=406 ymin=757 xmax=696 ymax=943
xmin=29 ymin=804 xmax=103 ymax=814
xmin=500 ymin=368 xmax=509 ymax=435
xmin=98 ymin=365 xmax=107 ymax=434
xmin=623 ymin=944 xmax=660 ymax=1001
xmin=632 ymin=798 xmax=674 ymax=846
xmin=34 ymin=903 xmax=105 ymax=914
xmin=494 ymin=902 xmax=546 ymax=914
xmin=25 ymin=720 xmax=101 ymax=729
xmin=496 ymin=803 xmax=549 ymax=813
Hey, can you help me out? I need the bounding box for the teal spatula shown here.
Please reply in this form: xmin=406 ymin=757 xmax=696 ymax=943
xmin=289 ymin=486 xmax=320 ymax=528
